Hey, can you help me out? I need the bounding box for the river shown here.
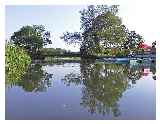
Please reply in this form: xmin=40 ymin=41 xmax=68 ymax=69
xmin=5 ymin=59 xmax=156 ymax=120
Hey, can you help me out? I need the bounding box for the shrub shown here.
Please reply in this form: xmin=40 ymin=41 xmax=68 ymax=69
xmin=115 ymin=49 xmax=130 ymax=57
xmin=5 ymin=44 xmax=31 ymax=83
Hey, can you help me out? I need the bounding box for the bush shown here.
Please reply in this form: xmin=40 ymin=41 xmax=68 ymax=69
xmin=103 ymin=49 xmax=115 ymax=56
xmin=134 ymin=48 xmax=144 ymax=54
xmin=39 ymin=48 xmax=67 ymax=56
xmin=103 ymin=48 xmax=129 ymax=57
xmin=5 ymin=44 xmax=31 ymax=83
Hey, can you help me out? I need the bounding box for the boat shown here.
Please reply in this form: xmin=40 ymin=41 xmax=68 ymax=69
xmin=136 ymin=58 xmax=155 ymax=63
xmin=115 ymin=58 xmax=130 ymax=64
xmin=103 ymin=58 xmax=117 ymax=62
xmin=100 ymin=57 xmax=130 ymax=64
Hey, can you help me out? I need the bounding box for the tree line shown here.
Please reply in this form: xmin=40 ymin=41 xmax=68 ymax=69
xmin=6 ymin=5 xmax=156 ymax=59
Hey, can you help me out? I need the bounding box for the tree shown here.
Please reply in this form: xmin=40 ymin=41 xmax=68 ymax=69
xmin=151 ymin=41 xmax=156 ymax=54
xmin=11 ymin=25 xmax=52 ymax=57
xmin=93 ymin=12 xmax=127 ymax=49
xmin=61 ymin=5 xmax=143 ymax=56
xmin=61 ymin=5 xmax=122 ymax=57
xmin=152 ymin=41 xmax=156 ymax=48
xmin=124 ymin=30 xmax=143 ymax=49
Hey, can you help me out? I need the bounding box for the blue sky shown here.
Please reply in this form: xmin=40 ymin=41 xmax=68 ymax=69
xmin=6 ymin=5 xmax=86 ymax=51
xmin=5 ymin=1 xmax=160 ymax=51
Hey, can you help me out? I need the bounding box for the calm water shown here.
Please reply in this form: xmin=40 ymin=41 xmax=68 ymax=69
xmin=6 ymin=59 xmax=156 ymax=120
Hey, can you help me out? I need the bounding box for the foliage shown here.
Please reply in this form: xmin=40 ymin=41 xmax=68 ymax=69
xmin=134 ymin=48 xmax=145 ymax=54
xmin=39 ymin=48 xmax=67 ymax=56
xmin=62 ymin=60 xmax=130 ymax=116
xmin=124 ymin=30 xmax=143 ymax=49
xmin=152 ymin=41 xmax=156 ymax=48
xmin=61 ymin=32 xmax=82 ymax=45
xmin=94 ymin=12 xmax=127 ymax=49
xmin=61 ymin=60 xmax=156 ymax=116
xmin=80 ymin=5 xmax=119 ymax=31
xmin=61 ymin=5 xmax=122 ymax=56
xmin=17 ymin=64 xmax=53 ymax=92
xmin=115 ymin=49 xmax=130 ymax=57
xmin=11 ymin=25 xmax=52 ymax=57
xmin=6 ymin=63 xmax=53 ymax=92
xmin=102 ymin=48 xmax=129 ymax=56
xmin=5 ymin=43 xmax=31 ymax=83
xmin=61 ymin=5 xmax=143 ymax=56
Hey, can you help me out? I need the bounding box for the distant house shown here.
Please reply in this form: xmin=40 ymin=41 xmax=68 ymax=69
xmin=137 ymin=42 xmax=156 ymax=55
xmin=138 ymin=42 xmax=152 ymax=52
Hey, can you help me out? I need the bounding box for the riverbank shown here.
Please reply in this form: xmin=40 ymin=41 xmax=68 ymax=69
xmin=32 ymin=57 xmax=81 ymax=64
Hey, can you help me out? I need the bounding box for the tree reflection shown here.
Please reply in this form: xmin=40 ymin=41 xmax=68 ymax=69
xmin=128 ymin=62 xmax=156 ymax=83
xmin=80 ymin=60 xmax=129 ymax=117
xmin=62 ymin=59 xmax=129 ymax=117
xmin=127 ymin=65 xmax=142 ymax=84
xmin=62 ymin=59 xmax=156 ymax=117
xmin=150 ymin=63 xmax=156 ymax=80
xmin=62 ymin=73 xmax=82 ymax=86
xmin=6 ymin=64 xmax=53 ymax=92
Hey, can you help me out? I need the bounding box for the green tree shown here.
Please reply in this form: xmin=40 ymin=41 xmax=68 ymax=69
xmin=39 ymin=48 xmax=67 ymax=56
xmin=61 ymin=5 xmax=121 ymax=57
xmin=11 ymin=25 xmax=52 ymax=57
xmin=93 ymin=12 xmax=127 ymax=49
xmin=124 ymin=30 xmax=143 ymax=49
xmin=61 ymin=5 xmax=143 ymax=56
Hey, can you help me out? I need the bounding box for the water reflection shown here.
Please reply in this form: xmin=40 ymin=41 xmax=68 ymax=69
xmin=6 ymin=64 xmax=53 ymax=92
xmin=62 ymin=59 xmax=156 ymax=117
xmin=6 ymin=59 xmax=156 ymax=119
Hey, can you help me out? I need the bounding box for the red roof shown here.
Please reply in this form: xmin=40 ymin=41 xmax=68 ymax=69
xmin=138 ymin=43 xmax=151 ymax=49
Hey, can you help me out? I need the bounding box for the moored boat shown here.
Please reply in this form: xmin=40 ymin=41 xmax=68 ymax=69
xmin=115 ymin=58 xmax=129 ymax=64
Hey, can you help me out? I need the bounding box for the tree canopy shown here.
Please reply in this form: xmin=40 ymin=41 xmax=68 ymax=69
xmin=61 ymin=5 xmax=143 ymax=56
xmin=11 ymin=25 xmax=52 ymax=56
xmin=124 ymin=30 xmax=143 ymax=49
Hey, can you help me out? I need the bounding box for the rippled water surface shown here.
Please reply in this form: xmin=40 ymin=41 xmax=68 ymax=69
xmin=6 ymin=60 xmax=156 ymax=120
